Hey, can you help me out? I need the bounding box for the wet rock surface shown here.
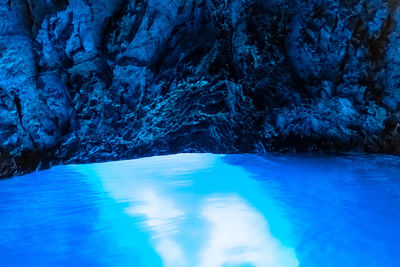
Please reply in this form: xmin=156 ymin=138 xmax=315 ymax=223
xmin=1 ymin=0 xmax=400 ymax=177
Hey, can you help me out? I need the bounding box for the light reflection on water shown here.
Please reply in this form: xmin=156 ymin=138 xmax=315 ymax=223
xmin=0 ymin=153 xmax=399 ymax=266
xmin=81 ymin=154 xmax=298 ymax=267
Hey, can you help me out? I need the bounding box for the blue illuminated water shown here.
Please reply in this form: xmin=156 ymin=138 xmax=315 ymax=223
xmin=1 ymin=154 xmax=400 ymax=267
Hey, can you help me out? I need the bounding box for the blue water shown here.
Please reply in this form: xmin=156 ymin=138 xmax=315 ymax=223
xmin=1 ymin=154 xmax=400 ymax=267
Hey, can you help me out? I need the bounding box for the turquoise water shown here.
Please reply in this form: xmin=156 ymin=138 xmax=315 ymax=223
xmin=1 ymin=153 xmax=400 ymax=267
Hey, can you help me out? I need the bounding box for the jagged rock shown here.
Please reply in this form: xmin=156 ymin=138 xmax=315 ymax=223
xmin=1 ymin=0 xmax=400 ymax=178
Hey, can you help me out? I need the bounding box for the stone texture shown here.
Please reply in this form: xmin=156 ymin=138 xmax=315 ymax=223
xmin=1 ymin=0 xmax=400 ymax=178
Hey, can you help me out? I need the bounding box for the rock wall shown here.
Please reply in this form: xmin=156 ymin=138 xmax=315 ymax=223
xmin=1 ymin=0 xmax=400 ymax=177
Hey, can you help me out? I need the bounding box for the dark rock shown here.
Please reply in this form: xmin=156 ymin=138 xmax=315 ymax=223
xmin=1 ymin=0 xmax=400 ymax=178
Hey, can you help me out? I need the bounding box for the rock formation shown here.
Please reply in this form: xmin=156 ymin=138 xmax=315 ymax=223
xmin=1 ymin=0 xmax=400 ymax=177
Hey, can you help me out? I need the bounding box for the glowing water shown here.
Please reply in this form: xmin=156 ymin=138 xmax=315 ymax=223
xmin=0 ymin=154 xmax=399 ymax=266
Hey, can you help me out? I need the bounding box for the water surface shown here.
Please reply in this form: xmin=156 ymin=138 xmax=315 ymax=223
xmin=1 ymin=153 xmax=399 ymax=266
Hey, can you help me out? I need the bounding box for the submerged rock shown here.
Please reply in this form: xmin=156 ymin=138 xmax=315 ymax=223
xmin=1 ymin=0 xmax=400 ymax=177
